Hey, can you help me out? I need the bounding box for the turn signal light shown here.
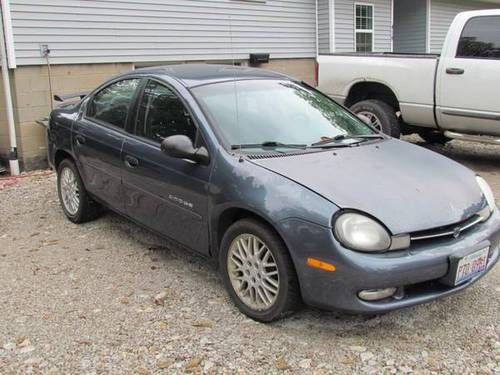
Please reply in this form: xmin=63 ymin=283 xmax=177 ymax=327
xmin=307 ymin=257 xmax=336 ymax=272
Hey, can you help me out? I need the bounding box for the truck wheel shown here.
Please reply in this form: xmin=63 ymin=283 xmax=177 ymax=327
xmin=57 ymin=159 xmax=101 ymax=223
xmin=219 ymin=219 xmax=301 ymax=322
xmin=417 ymin=129 xmax=450 ymax=145
xmin=350 ymin=100 xmax=401 ymax=138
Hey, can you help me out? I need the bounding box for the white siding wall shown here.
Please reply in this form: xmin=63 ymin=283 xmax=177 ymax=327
xmin=318 ymin=0 xmax=331 ymax=53
xmin=429 ymin=0 xmax=498 ymax=53
xmin=334 ymin=0 xmax=392 ymax=52
xmin=393 ymin=0 xmax=426 ymax=53
xmin=9 ymin=0 xmax=316 ymax=66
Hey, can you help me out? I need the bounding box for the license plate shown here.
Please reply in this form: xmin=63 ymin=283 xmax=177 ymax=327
xmin=454 ymin=247 xmax=490 ymax=285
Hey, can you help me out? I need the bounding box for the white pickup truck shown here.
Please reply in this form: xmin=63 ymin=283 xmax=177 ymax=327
xmin=317 ymin=9 xmax=500 ymax=145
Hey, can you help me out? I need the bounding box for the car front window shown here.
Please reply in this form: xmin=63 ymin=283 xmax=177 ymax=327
xmin=192 ymin=79 xmax=376 ymax=149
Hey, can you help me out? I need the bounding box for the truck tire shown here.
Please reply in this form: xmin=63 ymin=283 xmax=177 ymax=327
xmin=57 ymin=158 xmax=101 ymax=223
xmin=219 ymin=219 xmax=301 ymax=322
xmin=417 ymin=129 xmax=450 ymax=145
xmin=350 ymin=100 xmax=401 ymax=138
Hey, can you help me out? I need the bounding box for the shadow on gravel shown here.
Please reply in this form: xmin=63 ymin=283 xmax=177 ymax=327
xmin=96 ymin=210 xmax=466 ymax=337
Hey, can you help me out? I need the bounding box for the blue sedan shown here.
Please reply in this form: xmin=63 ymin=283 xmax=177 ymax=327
xmin=47 ymin=64 xmax=500 ymax=321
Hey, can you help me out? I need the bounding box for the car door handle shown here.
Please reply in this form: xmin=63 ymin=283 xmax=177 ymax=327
xmin=75 ymin=134 xmax=86 ymax=145
xmin=124 ymin=155 xmax=139 ymax=169
xmin=446 ymin=67 xmax=465 ymax=75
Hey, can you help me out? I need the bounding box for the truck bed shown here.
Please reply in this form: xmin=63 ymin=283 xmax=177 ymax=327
xmin=317 ymin=54 xmax=439 ymax=128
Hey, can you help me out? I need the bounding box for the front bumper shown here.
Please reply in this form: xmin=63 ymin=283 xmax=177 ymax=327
xmin=279 ymin=209 xmax=500 ymax=314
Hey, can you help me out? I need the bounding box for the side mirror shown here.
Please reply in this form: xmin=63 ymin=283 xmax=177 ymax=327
xmin=357 ymin=114 xmax=372 ymax=126
xmin=161 ymin=135 xmax=210 ymax=165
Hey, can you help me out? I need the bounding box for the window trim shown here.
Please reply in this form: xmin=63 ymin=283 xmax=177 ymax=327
xmin=83 ymin=77 xmax=143 ymax=132
xmin=354 ymin=2 xmax=375 ymax=53
xmin=455 ymin=15 xmax=500 ymax=60
xmin=131 ymin=77 xmax=204 ymax=149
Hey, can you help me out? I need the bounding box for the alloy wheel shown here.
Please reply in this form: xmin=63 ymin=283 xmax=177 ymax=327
xmin=227 ymin=233 xmax=280 ymax=311
xmin=358 ymin=110 xmax=383 ymax=131
xmin=60 ymin=167 xmax=80 ymax=215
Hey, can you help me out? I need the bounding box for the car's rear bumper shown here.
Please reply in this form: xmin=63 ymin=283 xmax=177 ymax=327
xmin=279 ymin=209 xmax=500 ymax=314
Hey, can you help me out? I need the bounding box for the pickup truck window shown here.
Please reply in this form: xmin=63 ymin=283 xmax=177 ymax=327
xmin=355 ymin=3 xmax=374 ymax=52
xmin=86 ymin=78 xmax=140 ymax=129
xmin=457 ymin=16 xmax=500 ymax=59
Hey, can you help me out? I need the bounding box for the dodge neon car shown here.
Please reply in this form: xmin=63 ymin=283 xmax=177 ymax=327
xmin=47 ymin=64 xmax=500 ymax=322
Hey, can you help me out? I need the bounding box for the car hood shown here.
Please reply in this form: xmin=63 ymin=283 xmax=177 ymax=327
xmin=249 ymin=139 xmax=485 ymax=234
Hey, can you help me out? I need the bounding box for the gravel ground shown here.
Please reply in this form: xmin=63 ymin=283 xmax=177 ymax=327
xmin=0 ymin=138 xmax=499 ymax=374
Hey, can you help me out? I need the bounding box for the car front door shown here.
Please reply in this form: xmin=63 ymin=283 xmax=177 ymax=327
xmin=74 ymin=78 xmax=141 ymax=212
xmin=121 ymin=79 xmax=211 ymax=253
xmin=436 ymin=15 xmax=500 ymax=136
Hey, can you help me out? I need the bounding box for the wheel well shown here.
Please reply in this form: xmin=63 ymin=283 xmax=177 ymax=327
xmin=215 ymin=208 xmax=279 ymax=256
xmin=54 ymin=149 xmax=74 ymax=169
xmin=345 ymin=82 xmax=399 ymax=111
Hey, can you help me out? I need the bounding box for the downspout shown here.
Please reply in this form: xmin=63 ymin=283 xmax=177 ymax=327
xmin=0 ymin=4 xmax=19 ymax=175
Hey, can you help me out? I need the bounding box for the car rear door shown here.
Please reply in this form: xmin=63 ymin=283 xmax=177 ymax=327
xmin=73 ymin=78 xmax=141 ymax=212
xmin=121 ymin=78 xmax=211 ymax=254
xmin=436 ymin=14 xmax=500 ymax=136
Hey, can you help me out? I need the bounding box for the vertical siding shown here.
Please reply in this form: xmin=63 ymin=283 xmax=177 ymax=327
xmin=334 ymin=0 xmax=392 ymax=52
xmin=430 ymin=0 xmax=498 ymax=53
xmin=9 ymin=0 xmax=316 ymax=66
xmin=393 ymin=0 xmax=427 ymax=53
xmin=318 ymin=0 xmax=331 ymax=53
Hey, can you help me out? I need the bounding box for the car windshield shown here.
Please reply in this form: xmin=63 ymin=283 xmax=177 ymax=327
xmin=192 ymin=79 xmax=377 ymax=149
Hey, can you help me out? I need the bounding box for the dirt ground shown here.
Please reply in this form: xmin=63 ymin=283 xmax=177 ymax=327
xmin=0 ymin=138 xmax=499 ymax=374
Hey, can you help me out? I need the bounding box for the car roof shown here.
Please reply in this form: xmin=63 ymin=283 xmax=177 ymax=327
xmin=118 ymin=63 xmax=293 ymax=88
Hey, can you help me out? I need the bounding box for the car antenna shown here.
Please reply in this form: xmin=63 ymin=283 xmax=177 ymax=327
xmin=229 ymin=15 xmax=243 ymax=162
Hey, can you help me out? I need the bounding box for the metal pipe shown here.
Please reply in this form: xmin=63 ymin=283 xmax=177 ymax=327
xmin=0 ymin=5 xmax=19 ymax=175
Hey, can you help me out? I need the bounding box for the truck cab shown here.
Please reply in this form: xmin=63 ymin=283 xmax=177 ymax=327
xmin=436 ymin=10 xmax=500 ymax=137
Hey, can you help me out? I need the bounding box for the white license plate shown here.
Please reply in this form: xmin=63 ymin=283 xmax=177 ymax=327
xmin=454 ymin=247 xmax=490 ymax=285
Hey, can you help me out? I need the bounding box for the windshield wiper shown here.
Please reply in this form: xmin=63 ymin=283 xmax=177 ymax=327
xmin=311 ymin=134 xmax=385 ymax=148
xmin=231 ymin=141 xmax=308 ymax=150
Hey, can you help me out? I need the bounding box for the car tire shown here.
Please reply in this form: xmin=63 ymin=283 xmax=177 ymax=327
xmin=57 ymin=159 xmax=101 ymax=223
xmin=417 ymin=129 xmax=450 ymax=145
xmin=219 ymin=219 xmax=301 ymax=322
xmin=350 ymin=99 xmax=401 ymax=138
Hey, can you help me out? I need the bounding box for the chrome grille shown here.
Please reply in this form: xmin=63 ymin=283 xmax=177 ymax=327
xmin=410 ymin=206 xmax=490 ymax=241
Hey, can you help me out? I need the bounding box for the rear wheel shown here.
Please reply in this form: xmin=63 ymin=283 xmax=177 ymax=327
xmin=219 ymin=219 xmax=301 ymax=322
xmin=350 ymin=99 xmax=401 ymax=138
xmin=57 ymin=159 xmax=101 ymax=223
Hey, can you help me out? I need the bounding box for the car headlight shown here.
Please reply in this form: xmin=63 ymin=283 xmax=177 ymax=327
xmin=476 ymin=176 xmax=497 ymax=212
xmin=334 ymin=212 xmax=409 ymax=252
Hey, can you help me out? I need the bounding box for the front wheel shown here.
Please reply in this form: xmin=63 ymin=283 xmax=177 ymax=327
xmin=350 ymin=99 xmax=401 ymax=138
xmin=219 ymin=219 xmax=301 ymax=322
